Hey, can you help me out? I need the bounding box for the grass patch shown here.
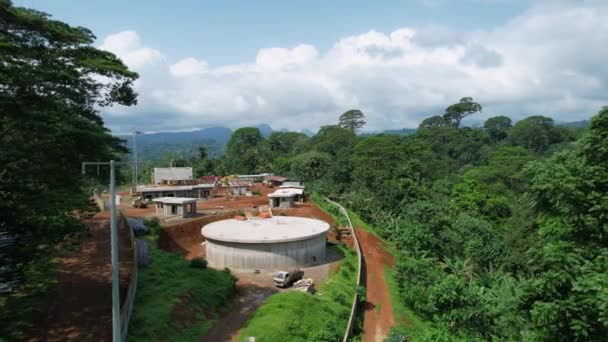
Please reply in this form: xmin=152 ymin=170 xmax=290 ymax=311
xmin=0 ymin=255 xmax=60 ymax=341
xmin=127 ymin=239 xmax=236 ymax=341
xmin=384 ymin=266 xmax=433 ymax=340
xmin=237 ymin=245 xmax=357 ymax=342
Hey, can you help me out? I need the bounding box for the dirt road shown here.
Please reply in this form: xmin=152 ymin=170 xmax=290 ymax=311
xmin=31 ymin=215 xmax=133 ymax=341
xmin=357 ymin=229 xmax=396 ymax=342
xmin=201 ymin=283 xmax=277 ymax=342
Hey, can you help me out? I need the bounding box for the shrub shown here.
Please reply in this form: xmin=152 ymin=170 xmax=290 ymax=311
xmin=356 ymin=285 xmax=367 ymax=304
xmin=279 ymin=212 xmax=286 ymax=216
xmin=223 ymin=267 xmax=239 ymax=284
xmin=385 ymin=326 xmax=412 ymax=342
xmin=236 ymin=210 xmax=245 ymax=216
xmin=189 ymin=257 xmax=208 ymax=269
xmin=252 ymin=190 xmax=261 ymax=195
xmin=143 ymin=217 xmax=161 ymax=236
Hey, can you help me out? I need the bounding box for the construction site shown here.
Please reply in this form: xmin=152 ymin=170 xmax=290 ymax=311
xmin=108 ymin=167 xmax=355 ymax=340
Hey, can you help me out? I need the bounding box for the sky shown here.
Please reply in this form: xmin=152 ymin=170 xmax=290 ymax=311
xmin=15 ymin=0 xmax=608 ymax=133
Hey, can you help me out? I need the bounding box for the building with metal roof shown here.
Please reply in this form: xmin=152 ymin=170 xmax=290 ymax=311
xmin=153 ymin=167 xmax=193 ymax=185
xmin=153 ymin=197 xmax=197 ymax=218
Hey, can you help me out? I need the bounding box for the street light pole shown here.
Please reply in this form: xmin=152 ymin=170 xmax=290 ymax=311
xmin=132 ymin=130 xmax=142 ymax=189
xmin=82 ymin=160 xmax=138 ymax=342
xmin=108 ymin=160 xmax=119 ymax=342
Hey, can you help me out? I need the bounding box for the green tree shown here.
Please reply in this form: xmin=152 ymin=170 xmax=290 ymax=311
xmin=443 ymin=97 xmax=482 ymax=128
xmin=0 ymin=1 xmax=137 ymax=337
xmin=508 ymin=116 xmax=572 ymax=153
xmin=484 ymin=116 xmax=512 ymax=142
xmin=267 ymin=131 xmax=308 ymax=156
xmin=523 ymin=107 xmax=608 ymax=340
xmin=338 ymin=109 xmax=366 ymax=132
xmin=0 ymin=0 xmax=137 ymax=249
xmin=223 ymin=127 xmax=269 ymax=174
xmin=419 ymin=115 xmax=449 ymax=129
xmin=309 ymin=125 xmax=358 ymax=156
xmin=198 ymin=145 xmax=208 ymax=160
xmin=289 ymin=151 xmax=332 ymax=182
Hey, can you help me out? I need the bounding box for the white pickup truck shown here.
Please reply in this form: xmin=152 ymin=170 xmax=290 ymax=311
xmin=273 ymin=269 xmax=304 ymax=288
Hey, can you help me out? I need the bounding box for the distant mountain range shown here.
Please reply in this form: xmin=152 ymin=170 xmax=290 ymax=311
xmin=557 ymin=120 xmax=589 ymax=129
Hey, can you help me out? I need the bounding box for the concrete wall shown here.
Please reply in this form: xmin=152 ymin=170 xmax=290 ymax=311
xmin=206 ymin=234 xmax=326 ymax=270
xmin=269 ymin=196 xmax=294 ymax=208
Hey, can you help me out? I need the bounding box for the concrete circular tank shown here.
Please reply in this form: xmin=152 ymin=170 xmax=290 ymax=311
xmin=201 ymin=217 xmax=330 ymax=269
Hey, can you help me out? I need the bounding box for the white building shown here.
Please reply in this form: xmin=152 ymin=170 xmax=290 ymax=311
xmin=268 ymin=186 xmax=305 ymax=208
xmin=153 ymin=167 xmax=193 ymax=185
xmin=153 ymin=197 xmax=197 ymax=218
xmin=136 ymin=184 xmax=215 ymax=201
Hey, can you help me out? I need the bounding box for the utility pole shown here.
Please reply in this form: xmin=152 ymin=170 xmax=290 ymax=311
xmin=82 ymin=160 xmax=138 ymax=342
xmin=132 ymin=130 xmax=142 ymax=188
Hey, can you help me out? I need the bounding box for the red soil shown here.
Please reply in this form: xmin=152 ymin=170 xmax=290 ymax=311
xmin=357 ymin=229 xmax=396 ymax=342
xmin=158 ymin=213 xmax=234 ymax=259
xmin=31 ymin=213 xmax=133 ymax=341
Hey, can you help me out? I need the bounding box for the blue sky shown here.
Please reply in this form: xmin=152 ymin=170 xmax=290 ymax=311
xmin=17 ymin=0 xmax=527 ymax=65
xmin=14 ymin=0 xmax=608 ymax=133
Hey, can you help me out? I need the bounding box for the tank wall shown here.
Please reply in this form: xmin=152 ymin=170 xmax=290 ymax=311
xmin=206 ymin=235 xmax=326 ymax=269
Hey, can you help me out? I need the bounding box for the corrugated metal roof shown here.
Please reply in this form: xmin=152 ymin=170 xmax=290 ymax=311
xmin=268 ymin=188 xmax=303 ymax=197
xmin=152 ymin=197 xmax=197 ymax=204
xmin=136 ymin=184 xmax=215 ymax=192
xmin=265 ymin=175 xmax=289 ymax=182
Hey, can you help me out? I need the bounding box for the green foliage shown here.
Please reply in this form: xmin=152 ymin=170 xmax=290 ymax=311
xmin=189 ymin=257 xmax=208 ymax=269
xmin=0 ymin=0 xmax=136 ymax=251
xmin=443 ymin=97 xmax=482 ymax=128
xmin=144 ymin=217 xmax=161 ymax=236
xmin=224 ymin=127 xmax=269 ymax=174
xmin=128 ymin=241 xmax=235 ymax=341
xmin=0 ymin=254 xmax=60 ymax=340
xmin=483 ymin=115 xmax=512 ymax=142
xmin=289 ymin=151 xmax=332 ymax=182
xmin=419 ymin=115 xmax=449 ymax=129
xmin=508 ymin=116 xmax=572 ymax=153
xmin=356 ymin=285 xmax=367 ymax=303
xmin=384 ymin=326 xmax=412 ymax=342
xmin=338 ymin=109 xmax=366 ymax=132
xmin=0 ymin=1 xmax=137 ymax=336
xmin=309 ymin=125 xmax=358 ymax=156
xmin=267 ymin=131 xmax=309 ymax=156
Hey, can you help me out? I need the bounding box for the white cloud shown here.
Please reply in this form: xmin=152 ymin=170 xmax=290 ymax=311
xmin=255 ymin=44 xmax=318 ymax=71
xmin=99 ymin=30 xmax=162 ymax=69
xmin=170 ymin=57 xmax=209 ymax=77
xmin=101 ymin=1 xmax=608 ymax=133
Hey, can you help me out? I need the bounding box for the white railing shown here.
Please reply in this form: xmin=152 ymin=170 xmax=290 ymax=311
xmin=325 ymin=198 xmax=363 ymax=342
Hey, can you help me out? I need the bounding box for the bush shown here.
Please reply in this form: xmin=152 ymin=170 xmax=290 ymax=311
xmin=223 ymin=267 xmax=239 ymax=284
xmin=279 ymin=212 xmax=286 ymax=216
xmin=385 ymin=326 xmax=412 ymax=342
xmin=252 ymin=190 xmax=261 ymax=196
xmin=236 ymin=210 xmax=245 ymax=216
xmin=189 ymin=257 xmax=208 ymax=269
xmin=143 ymin=217 xmax=161 ymax=236
xmin=356 ymin=285 xmax=367 ymax=304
